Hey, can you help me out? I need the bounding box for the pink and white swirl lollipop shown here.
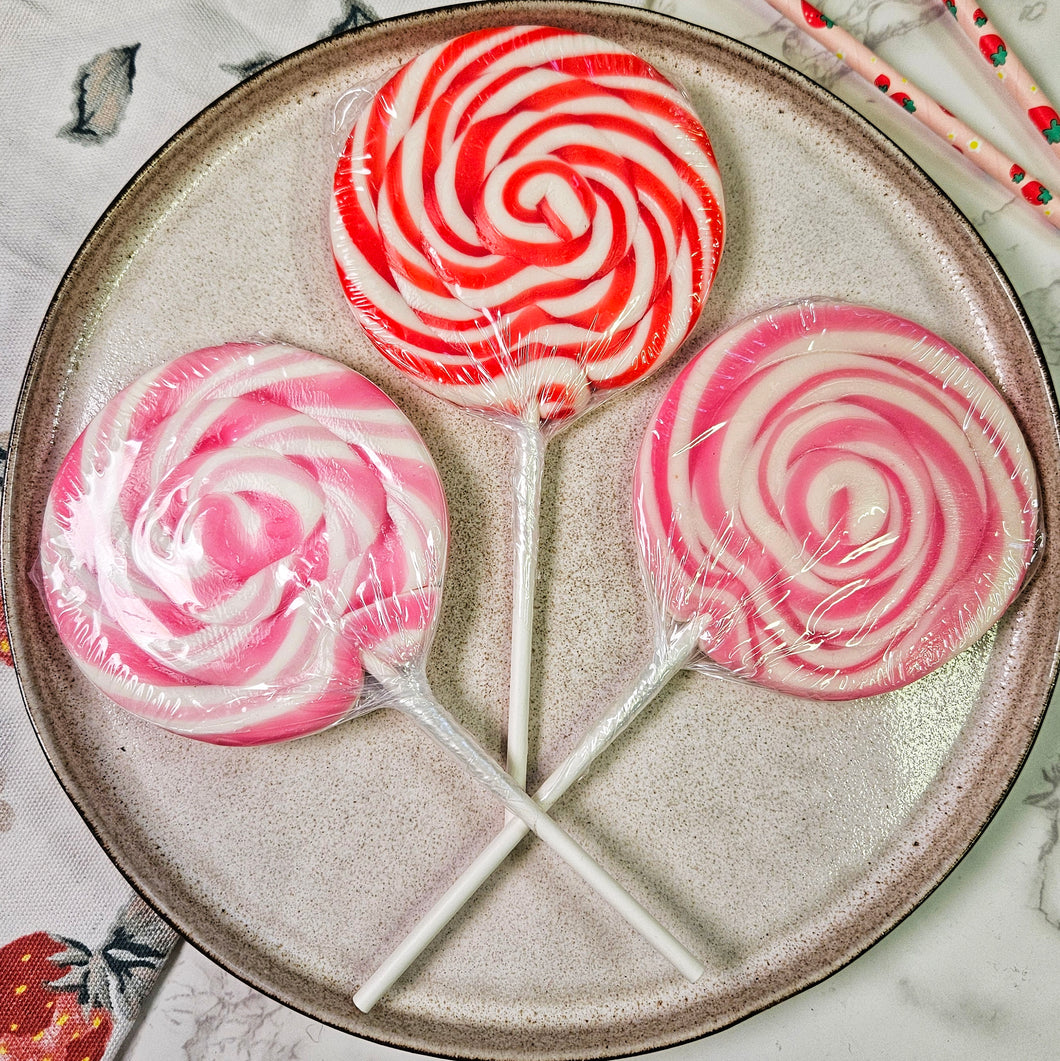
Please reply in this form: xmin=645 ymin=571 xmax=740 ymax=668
xmin=352 ymin=300 xmax=1041 ymax=1009
xmin=331 ymin=24 xmax=724 ymax=786
xmin=636 ymin=300 xmax=1041 ymax=698
xmin=39 ymin=341 xmax=703 ymax=980
xmin=41 ymin=342 xmax=445 ymax=744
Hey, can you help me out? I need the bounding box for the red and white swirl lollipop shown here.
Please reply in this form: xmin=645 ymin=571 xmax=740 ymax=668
xmin=39 ymin=341 xmax=703 ymax=980
xmin=331 ymin=24 xmax=724 ymax=421
xmin=331 ymin=24 xmax=724 ymax=786
xmin=352 ymin=300 xmax=1041 ymax=1008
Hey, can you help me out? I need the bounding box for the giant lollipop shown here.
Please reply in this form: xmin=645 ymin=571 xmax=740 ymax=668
xmin=352 ymin=300 xmax=1041 ymax=1009
xmin=330 ymin=24 xmax=724 ymax=789
xmin=38 ymin=341 xmax=703 ymax=979
xmin=636 ymin=299 xmax=1041 ymax=697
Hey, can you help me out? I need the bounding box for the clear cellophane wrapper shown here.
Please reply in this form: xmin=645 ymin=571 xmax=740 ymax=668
xmin=37 ymin=340 xmax=449 ymax=745
xmin=632 ymin=299 xmax=1043 ymax=701
xmin=328 ymin=23 xmax=725 ymax=436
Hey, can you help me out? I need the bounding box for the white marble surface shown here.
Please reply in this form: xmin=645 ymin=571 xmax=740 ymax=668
xmin=8 ymin=0 xmax=1060 ymax=1058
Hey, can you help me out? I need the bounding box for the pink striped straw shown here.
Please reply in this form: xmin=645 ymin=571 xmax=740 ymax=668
xmin=942 ymin=0 xmax=1060 ymax=161
xmin=761 ymin=0 xmax=1059 ymax=231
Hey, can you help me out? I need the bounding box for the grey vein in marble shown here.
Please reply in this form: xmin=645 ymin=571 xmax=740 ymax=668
xmin=1026 ymin=757 xmax=1060 ymax=928
xmin=160 ymin=951 xmax=316 ymax=1061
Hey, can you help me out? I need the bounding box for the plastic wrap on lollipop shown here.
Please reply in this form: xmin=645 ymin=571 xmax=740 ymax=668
xmin=328 ymin=23 xmax=725 ymax=789
xmin=329 ymin=23 xmax=725 ymax=428
xmin=634 ymin=299 xmax=1043 ymax=700
xmin=38 ymin=341 xmax=447 ymax=745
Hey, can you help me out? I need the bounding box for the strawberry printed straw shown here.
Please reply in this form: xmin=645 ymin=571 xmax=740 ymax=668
xmin=39 ymin=342 xmax=704 ymax=983
xmin=942 ymin=0 xmax=1060 ymax=161
xmin=354 ymin=300 xmax=1042 ymax=1010
xmin=761 ymin=0 xmax=1059 ymax=230
xmin=331 ymin=25 xmax=724 ymax=794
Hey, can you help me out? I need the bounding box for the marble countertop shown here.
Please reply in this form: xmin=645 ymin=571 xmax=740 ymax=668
xmin=4 ymin=1 xmax=1059 ymax=1058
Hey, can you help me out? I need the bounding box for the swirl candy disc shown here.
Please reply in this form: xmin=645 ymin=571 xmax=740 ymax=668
xmin=330 ymin=24 xmax=725 ymax=423
xmin=634 ymin=301 xmax=1041 ymax=699
xmin=39 ymin=342 xmax=447 ymax=744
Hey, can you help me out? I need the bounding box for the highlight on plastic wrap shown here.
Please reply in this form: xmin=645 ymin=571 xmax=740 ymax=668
xmin=352 ymin=298 xmax=1042 ymax=1010
xmin=635 ymin=299 xmax=1042 ymax=699
xmin=36 ymin=341 xmax=704 ymax=983
xmin=328 ymin=22 xmax=725 ymax=790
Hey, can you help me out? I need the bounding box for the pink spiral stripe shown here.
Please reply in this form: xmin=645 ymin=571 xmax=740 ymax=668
xmin=40 ymin=343 xmax=448 ymax=744
xmin=331 ymin=25 xmax=724 ymax=424
xmin=634 ymin=302 xmax=1040 ymax=699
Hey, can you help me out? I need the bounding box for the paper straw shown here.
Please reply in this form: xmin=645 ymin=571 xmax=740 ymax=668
xmin=942 ymin=0 xmax=1060 ymax=161
xmin=762 ymin=0 xmax=1059 ymax=231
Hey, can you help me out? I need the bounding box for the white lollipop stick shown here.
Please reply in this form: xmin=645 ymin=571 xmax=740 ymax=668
xmin=355 ymin=621 xmax=703 ymax=1011
xmin=505 ymin=420 xmax=547 ymax=789
xmin=378 ymin=664 xmax=704 ymax=984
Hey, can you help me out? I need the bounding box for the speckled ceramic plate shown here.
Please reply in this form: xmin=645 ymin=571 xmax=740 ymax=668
xmin=5 ymin=3 xmax=1060 ymax=1059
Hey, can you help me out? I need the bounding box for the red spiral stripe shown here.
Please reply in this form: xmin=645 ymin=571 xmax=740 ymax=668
xmin=331 ymin=25 xmax=724 ymax=424
xmin=634 ymin=302 xmax=1040 ymax=699
xmin=40 ymin=343 xmax=448 ymax=744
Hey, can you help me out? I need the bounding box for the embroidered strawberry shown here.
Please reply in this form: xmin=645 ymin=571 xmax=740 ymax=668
xmin=890 ymin=91 xmax=916 ymax=113
xmin=972 ymin=8 xmax=988 ymax=26
xmin=1029 ymin=105 xmax=1060 ymax=145
xmin=0 ymin=925 xmax=166 ymax=1061
xmin=944 ymin=0 xmax=957 ymax=16
xmin=979 ymin=33 xmax=1007 ymax=66
xmin=801 ymin=1 xmax=834 ymax=28
xmin=874 ymin=74 xmax=890 ymax=92
xmin=1010 ymin=163 xmax=1026 ymax=184
xmin=0 ymin=932 xmax=113 ymax=1060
